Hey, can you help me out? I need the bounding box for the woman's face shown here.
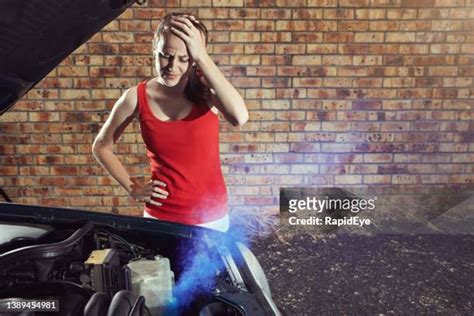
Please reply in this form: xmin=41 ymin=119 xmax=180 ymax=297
xmin=154 ymin=32 xmax=191 ymax=88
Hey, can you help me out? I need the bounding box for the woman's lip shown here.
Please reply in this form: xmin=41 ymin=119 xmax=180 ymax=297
xmin=163 ymin=73 xmax=178 ymax=79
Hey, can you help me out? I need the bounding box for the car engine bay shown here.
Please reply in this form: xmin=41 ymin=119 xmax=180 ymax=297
xmin=0 ymin=220 xmax=247 ymax=315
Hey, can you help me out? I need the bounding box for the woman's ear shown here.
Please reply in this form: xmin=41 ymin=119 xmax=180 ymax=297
xmin=195 ymin=67 xmax=203 ymax=78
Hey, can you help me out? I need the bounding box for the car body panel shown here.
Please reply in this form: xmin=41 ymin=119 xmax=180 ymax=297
xmin=0 ymin=0 xmax=134 ymax=114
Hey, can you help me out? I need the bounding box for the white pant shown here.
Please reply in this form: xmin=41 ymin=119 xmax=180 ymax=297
xmin=143 ymin=210 xmax=229 ymax=233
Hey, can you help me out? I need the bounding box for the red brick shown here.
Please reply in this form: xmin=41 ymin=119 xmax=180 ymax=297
xmin=386 ymin=9 xmax=417 ymax=19
xmin=432 ymin=20 xmax=463 ymax=31
xmin=324 ymin=32 xmax=354 ymax=43
xmin=400 ymin=21 xmax=431 ymax=31
xmin=339 ymin=0 xmax=369 ymax=6
xmin=400 ymin=0 xmax=434 ymax=7
xmin=370 ymin=21 xmax=399 ymax=31
xmin=416 ymin=32 xmax=446 ymax=43
xmin=386 ymin=32 xmax=416 ymax=42
xmin=276 ymin=0 xmax=305 ymax=6
xmin=339 ymin=21 xmax=369 ymax=31
xmin=262 ymin=77 xmax=290 ymax=88
xmin=244 ymin=196 xmax=276 ymax=205
xmin=335 ymin=175 xmax=362 ymax=185
xmin=119 ymin=20 xmax=151 ymax=32
xmin=363 ymin=175 xmax=391 ymax=184
xmin=246 ymin=66 xmax=276 ymax=76
xmin=323 ymin=9 xmax=353 ymax=19
xmin=307 ymin=0 xmax=337 ymax=7
xmin=293 ymin=9 xmax=322 ymax=19
xmin=261 ymin=32 xmax=292 ymax=42
xmin=354 ymin=32 xmax=384 ymax=42
xmin=214 ymin=20 xmax=245 ymax=31
xmin=244 ymin=20 xmax=275 ymax=31
xmin=229 ymin=8 xmax=260 ymax=18
xmin=134 ymin=8 xmax=166 ymax=19
xmin=449 ymin=175 xmax=474 ymax=184
xmin=277 ymin=21 xmax=337 ymax=31
xmin=261 ymin=9 xmax=290 ymax=19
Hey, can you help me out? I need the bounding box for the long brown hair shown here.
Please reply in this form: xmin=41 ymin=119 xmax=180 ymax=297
xmin=153 ymin=12 xmax=211 ymax=105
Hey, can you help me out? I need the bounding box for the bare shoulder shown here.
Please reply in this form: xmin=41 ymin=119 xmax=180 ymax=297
xmin=94 ymin=85 xmax=140 ymax=147
xmin=108 ymin=85 xmax=139 ymax=120
xmin=121 ymin=86 xmax=139 ymax=112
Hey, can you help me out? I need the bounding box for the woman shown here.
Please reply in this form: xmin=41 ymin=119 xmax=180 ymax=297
xmin=92 ymin=12 xmax=248 ymax=233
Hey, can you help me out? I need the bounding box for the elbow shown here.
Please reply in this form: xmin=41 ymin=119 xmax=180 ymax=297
xmin=91 ymin=142 xmax=101 ymax=159
xmin=92 ymin=137 xmax=108 ymax=159
xmin=233 ymin=107 xmax=249 ymax=127
xmin=236 ymin=114 xmax=248 ymax=126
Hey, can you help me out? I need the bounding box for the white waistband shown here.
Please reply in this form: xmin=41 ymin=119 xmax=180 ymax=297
xmin=143 ymin=210 xmax=229 ymax=233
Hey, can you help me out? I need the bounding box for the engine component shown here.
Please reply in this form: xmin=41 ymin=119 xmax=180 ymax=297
xmin=126 ymin=255 xmax=176 ymax=315
xmin=83 ymin=292 xmax=111 ymax=316
xmin=199 ymin=301 xmax=242 ymax=316
xmin=84 ymin=290 xmax=149 ymax=316
xmin=85 ymin=248 xmax=128 ymax=297
xmin=0 ymin=222 xmax=93 ymax=266
xmin=107 ymin=290 xmax=147 ymax=316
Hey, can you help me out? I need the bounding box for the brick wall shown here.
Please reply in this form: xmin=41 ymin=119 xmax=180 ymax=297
xmin=1 ymin=0 xmax=473 ymax=217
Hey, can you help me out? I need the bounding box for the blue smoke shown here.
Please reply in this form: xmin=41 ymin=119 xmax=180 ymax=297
xmin=172 ymin=221 xmax=251 ymax=312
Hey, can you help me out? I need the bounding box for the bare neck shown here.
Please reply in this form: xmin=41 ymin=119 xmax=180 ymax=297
xmin=153 ymin=77 xmax=187 ymax=98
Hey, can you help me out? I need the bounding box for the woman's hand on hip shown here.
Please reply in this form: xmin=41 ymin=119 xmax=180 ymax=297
xmin=169 ymin=15 xmax=208 ymax=63
xmin=130 ymin=179 xmax=168 ymax=207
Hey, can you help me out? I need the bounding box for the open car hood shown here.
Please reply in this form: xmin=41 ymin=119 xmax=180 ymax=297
xmin=0 ymin=202 xmax=198 ymax=237
xmin=0 ymin=0 xmax=134 ymax=115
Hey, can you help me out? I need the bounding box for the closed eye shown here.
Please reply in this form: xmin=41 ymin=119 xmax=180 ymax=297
xmin=159 ymin=52 xmax=188 ymax=62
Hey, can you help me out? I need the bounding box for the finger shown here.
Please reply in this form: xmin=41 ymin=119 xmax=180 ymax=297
xmin=153 ymin=187 xmax=169 ymax=195
xmin=151 ymin=192 xmax=168 ymax=199
xmin=173 ymin=16 xmax=195 ymax=29
xmin=169 ymin=20 xmax=192 ymax=36
xmin=147 ymin=199 xmax=162 ymax=207
xmin=184 ymin=15 xmax=198 ymax=24
xmin=186 ymin=15 xmax=198 ymax=21
xmin=169 ymin=26 xmax=190 ymax=41
xmin=153 ymin=180 xmax=167 ymax=187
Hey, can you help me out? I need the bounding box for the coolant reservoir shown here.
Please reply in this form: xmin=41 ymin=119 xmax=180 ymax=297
xmin=126 ymin=255 xmax=176 ymax=315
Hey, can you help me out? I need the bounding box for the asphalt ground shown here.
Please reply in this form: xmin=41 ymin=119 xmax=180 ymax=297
xmin=252 ymin=233 xmax=474 ymax=315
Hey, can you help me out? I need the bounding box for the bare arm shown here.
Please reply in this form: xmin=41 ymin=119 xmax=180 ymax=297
xmin=92 ymin=87 xmax=137 ymax=193
xmin=197 ymin=55 xmax=249 ymax=127
xmin=92 ymin=87 xmax=167 ymax=205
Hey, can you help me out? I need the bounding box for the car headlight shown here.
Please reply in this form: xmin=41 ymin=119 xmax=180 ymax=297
xmin=236 ymin=242 xmax=281 ymax=316
xmin=236 ymin=242 xmax=272 ymax=298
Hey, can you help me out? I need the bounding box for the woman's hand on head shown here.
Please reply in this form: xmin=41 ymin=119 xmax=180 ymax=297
xmin=169 ymin=15 xmax=208 ymax=63
xmin=129 ymin=179 xmax=168 ymax=207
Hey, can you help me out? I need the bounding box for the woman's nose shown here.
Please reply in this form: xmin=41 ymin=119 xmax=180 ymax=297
xmin=165 ymin=57 xmax=176 ymax=71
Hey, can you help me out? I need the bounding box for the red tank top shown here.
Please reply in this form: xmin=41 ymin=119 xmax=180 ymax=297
xmin=137 ymin=81 xmax=228 ymax=225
